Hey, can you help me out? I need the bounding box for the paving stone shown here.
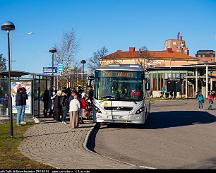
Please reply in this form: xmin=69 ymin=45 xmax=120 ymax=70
xmin=18 ymin=118 xmax=136 ymax=169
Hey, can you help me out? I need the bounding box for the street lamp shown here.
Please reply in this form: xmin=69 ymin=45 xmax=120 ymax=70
xmin=1 ymin=21 xmax=15 ymax=137
xmin=81 ymin=59 xmax=86 ymax=89
xmin=49 ymin=47 xmax=57 ymax=89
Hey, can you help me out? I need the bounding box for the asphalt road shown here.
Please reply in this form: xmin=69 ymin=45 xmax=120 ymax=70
xmin=93 ymin=99 xmax=216 ymax=169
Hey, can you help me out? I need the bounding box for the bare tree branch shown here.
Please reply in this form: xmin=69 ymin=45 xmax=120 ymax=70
xmin=56 ymin=30 xmax=79 ymax=72
xmin=88 ymin=46 xmax=108 ymax=73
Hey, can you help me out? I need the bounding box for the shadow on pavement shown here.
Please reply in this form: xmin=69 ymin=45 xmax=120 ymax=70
xmin=87 ymin=111 xmax=216 ymax=152
xmin=144 ymin=111 xmax=216 ymax=129
xmin=97 ymin=111 xmax=216 ymax=129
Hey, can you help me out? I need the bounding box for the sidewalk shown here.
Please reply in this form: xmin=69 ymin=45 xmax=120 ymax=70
xmin=18 ymin=118 xmax=137 ymax=169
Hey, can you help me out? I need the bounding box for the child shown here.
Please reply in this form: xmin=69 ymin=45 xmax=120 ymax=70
xmin=197 ymin=92 xmax=204 ymax=111
xmin=208 ymin=92 xmax=213 ymax=110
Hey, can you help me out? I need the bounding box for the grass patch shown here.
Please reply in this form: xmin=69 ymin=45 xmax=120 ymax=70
xmin=0 ymin=121 xmax=54 ymax=169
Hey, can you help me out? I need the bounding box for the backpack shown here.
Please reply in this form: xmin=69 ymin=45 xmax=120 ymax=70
xmin=22 ymin=91 xmax=28 ymax=100
xmin=197 ymin=95 xmax=204 ymax=102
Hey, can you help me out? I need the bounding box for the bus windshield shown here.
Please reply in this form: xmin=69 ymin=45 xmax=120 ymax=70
xmin=95 ymin=77 xmax=143 ymax=101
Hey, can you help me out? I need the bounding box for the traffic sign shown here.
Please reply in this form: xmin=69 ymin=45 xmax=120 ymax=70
xmin=43 ymin=67 xmax=57 ymax=73
xmin=58 ymin=63 xmax=64 ymax=72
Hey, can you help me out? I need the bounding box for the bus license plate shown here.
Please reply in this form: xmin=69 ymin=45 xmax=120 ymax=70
xmin=113 ymin=116 xmax=121 ymax=119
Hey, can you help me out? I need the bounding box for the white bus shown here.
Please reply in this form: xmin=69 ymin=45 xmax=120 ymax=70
xmin=93 ymin=64 xmax=150 ymax=124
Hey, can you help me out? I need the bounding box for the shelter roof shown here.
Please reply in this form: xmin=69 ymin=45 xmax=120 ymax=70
xmin=0 ymin=70 xmax=31 ymax=77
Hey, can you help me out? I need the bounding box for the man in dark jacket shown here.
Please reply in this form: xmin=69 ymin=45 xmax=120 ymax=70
xmin=15 ymin=87 xmax=24 ymax=126
xmin=61 ymin=90 xmax=70 ymax=124
xmin=20 ymin=87 xmax=28 ymax=125
xmin=42 ymin=90 xmax=50 ymax=117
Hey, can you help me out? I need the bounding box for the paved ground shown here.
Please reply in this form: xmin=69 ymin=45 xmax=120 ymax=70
xmin=18 ymin=117 xmax=137 ymax=169
xmin=94 ymin=99 xmax=216 ymax=169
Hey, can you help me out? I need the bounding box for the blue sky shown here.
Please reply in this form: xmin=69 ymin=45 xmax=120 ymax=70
xmin=0 ymin=0 xmax=216 ymax=73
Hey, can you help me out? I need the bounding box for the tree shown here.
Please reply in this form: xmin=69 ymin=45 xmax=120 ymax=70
xmin=56 ymin=30 xmax=79 ymax=71
xmin=0 ymin=54 xmax=7 ymax=71
xmin=88 ymin=46 xmax=108 ymax=73
xmin=138 ymin=46 xmax=151 ymax=69
xmin=55 ymin=30 xmax=79 ymax=89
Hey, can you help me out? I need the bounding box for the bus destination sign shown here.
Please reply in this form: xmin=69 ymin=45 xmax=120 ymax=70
xmin=100 ymin=71 xmax=136 ymax=78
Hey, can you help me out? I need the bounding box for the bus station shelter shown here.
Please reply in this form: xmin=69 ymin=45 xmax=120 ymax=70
xmin=0 ymin=70 xmax=52 ymax=118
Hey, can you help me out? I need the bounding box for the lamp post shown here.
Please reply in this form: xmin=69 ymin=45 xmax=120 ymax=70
xmin=81 ymin=60 xmax=86 ymax=89
xmin=49 ymin=47 xmax=57 ymax=89
xmin=1 ymin=21 xmax=15 ymax=137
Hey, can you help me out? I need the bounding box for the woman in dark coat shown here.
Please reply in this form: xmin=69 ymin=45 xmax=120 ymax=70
xmin=42 ymin=90 xmax=50 ymax=117
xmin=53 ymin=90 xmax=63 ymax=122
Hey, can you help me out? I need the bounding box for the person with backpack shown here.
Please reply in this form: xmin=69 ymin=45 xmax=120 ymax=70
xmin=197 ymin=92 xmax=204 ymax=111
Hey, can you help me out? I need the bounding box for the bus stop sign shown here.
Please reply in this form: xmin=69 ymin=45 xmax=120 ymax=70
xmin=58 ymin=64 xmax=64 ymax=72
xmin=43 ymin=67 xmax=57 ymax=73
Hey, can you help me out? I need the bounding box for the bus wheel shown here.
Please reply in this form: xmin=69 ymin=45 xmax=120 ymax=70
xmin=145 ymin=108 xmax=148 ymax=121
xmin=95 ymin=122 xmax=101 ymax=129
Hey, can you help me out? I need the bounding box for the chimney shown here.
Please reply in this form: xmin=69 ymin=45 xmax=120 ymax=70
xmin=177 ymin=32 xmax=181 ymax=40
xmin=139 ymin=48 xmax=142 ymax=53
xmin=167 ymin=48 xmax=173 ymax=52
xmin=129 ymin=47 xmax=135 ymax=52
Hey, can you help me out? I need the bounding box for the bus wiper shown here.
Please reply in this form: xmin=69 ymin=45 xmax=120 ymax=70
xmin=101 ymin=96 xmax=115 ymax=100
xmin=130 ymin=99 xmax=137 ymax=104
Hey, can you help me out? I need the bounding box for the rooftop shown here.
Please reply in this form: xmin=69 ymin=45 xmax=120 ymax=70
xmin=102 ymin=48 xmax=195 ymax=60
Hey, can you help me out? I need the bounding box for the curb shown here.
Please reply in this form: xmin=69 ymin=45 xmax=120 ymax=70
xmin=83 ymin=126 xmax=95 ymax=153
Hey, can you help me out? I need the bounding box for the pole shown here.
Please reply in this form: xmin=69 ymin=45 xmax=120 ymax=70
xmin=51 ymin=53 xmax=54 ymax=89
xmin=206 ymin=65 xmax=208 ymax=98
xmin=83 ymin=63 xmax=85 ymax=89
xmin=195 ymin=68 xmax=198 ymax=94
xmin=7 ymin=31 xmax=13 ymax=137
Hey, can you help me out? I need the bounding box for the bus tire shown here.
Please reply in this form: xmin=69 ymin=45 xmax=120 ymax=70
xmin=95 ymin=122 xmax=101 ymax=129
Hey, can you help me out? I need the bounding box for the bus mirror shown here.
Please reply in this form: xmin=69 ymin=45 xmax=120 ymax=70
xmin=113 ymin=80 xmax=117 ymax=90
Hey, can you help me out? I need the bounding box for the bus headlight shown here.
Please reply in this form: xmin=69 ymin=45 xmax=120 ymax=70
xmin=135 ymin=107 xmax=145 ymax=114
xmin=94 ymin=106 xmax=102 ymax=113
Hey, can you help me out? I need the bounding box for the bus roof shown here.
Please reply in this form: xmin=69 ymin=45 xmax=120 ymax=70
xmin=96 ymin=64 xmax=144 ymax=71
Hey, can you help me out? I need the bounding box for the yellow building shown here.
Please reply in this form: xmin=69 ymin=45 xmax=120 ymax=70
xmin=100 ymin=47 xmax=216 ymax=98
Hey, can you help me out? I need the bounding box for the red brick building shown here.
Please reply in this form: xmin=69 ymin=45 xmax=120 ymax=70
xmin=164 ymin=32 xmax=189 ymax=55
xmin=196 ymin=50 xmax=215 ymax=63
xmin=100 ymin=47 xmax=198 ymax=68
